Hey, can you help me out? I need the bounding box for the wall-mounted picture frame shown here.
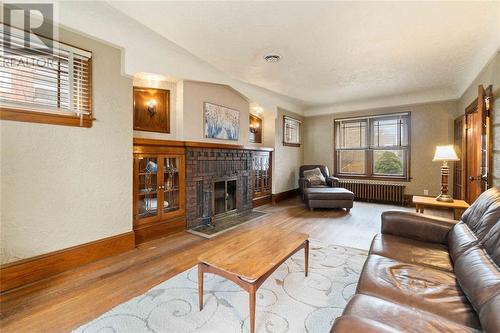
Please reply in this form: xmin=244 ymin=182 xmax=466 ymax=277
xmin=204 ymin=102 xmax=240 ymax=141
xmin=283 ymin=115 xmax=301 ymax=147
xmin=133 ymin=87 xmax=170 ymax=133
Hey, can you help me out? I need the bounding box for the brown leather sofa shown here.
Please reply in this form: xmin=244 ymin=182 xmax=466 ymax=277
xmin=331 ymin=186 xmax=500 ymax=333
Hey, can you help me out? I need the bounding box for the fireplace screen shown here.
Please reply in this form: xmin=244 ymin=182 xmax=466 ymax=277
xmin=214 ymin=179 xmax=237 ymax=216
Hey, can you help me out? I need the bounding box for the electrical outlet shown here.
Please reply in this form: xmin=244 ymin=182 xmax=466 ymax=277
xmin=424 ymin=189 xmax=429 ymax=196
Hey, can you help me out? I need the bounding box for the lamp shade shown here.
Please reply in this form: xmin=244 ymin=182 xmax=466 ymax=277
xmin=433 ymin=145 xmax=459 ymax=161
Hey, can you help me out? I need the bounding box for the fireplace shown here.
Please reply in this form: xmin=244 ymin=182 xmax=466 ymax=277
xmin=185 ymin=147 xmax=253 ymax=228
xmin=213 ymin=178 xmax=237 ymax=216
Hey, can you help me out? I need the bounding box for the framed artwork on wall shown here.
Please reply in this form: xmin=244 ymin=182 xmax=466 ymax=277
xmin=283 ymin=115 xmax=301 ymax=147
xmin=133 ymin=87 xmax=170 ymax=133
xmin=204 ymin=102 xmax=240 ymax=140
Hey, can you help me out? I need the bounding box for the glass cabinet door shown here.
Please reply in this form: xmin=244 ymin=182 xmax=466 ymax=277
xmin=137 ymin=156 xmax=159 ymax=219
xmin=162 ymin=156 xmax=180 ymax=214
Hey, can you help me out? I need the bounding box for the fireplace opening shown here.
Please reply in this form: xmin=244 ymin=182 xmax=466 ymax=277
xmin=214 ymin=178 xmax=237 ymax=216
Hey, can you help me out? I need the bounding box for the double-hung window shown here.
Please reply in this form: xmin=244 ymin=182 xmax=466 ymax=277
xmin=0 ymin=24 xmax=92 ymax=127
xmin=334 ymin=112 xmax=410 ymax=180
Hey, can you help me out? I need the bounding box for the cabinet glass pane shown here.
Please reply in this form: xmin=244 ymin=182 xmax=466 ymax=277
xmin=262 ymin=157 xmax=270 ymax=192
xmin=138 ymin=157 xmax=158 ymax=218
xmin=163 ymin=157 xmax=180 ymax=213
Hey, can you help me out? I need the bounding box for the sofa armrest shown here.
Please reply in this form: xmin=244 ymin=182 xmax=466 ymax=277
xmin=381 ymin=211 xmax=457 ymax=245
xmin=326 ymin=176 xmax=340 ymax=187
xmin=298 ymin=177 xmax=311 ymax=191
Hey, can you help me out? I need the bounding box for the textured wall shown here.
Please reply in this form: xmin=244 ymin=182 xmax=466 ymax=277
xmin=181 ymin=81 xmax=250 ymax=145
xmin=273 ymin=108 xmax=304 ymax=194
xmin=0 ymin=29 xmax=133 ymax=264
xmin=303 ymin=101 xmax=456 ymax=196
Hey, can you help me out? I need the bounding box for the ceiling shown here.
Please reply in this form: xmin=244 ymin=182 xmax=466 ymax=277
xmin=109 ymin=1 xmax=500 ymax=110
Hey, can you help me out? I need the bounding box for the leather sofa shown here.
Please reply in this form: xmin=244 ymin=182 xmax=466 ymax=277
xmin=298 ymin=165 xmax=339 ymax=192
xmin=331 ymin=186 xmax=500 ymax=333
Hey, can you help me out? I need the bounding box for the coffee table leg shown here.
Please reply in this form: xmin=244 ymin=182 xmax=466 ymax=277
xmin=198 ymin=263 xmax=204 ymax=311
xmin=304 ymin=240 xmax=309 ymax=277
xmin=249 ymin=285 xmax=256 ymax=333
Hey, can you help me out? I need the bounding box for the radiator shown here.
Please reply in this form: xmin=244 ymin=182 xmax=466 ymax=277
xmin=338 ymin=179 xmax=406 ymax=205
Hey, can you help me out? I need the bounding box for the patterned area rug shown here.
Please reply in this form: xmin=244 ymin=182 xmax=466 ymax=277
xmin=74 ymin=241 xmax=367 ymax=333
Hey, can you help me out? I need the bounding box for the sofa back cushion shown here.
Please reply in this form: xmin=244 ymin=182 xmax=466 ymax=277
xmin=460 ymin=187 xmax=500 ymax=245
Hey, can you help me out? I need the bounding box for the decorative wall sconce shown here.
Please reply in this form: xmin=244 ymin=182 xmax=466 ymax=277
xmin=147 ymin=99 xmax=157 ymax=116
xmin=249 ymin=121 xmax=260 ymax=133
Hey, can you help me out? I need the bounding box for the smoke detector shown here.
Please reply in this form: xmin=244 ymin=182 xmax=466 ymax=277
xmin=264 ymin=53 xmax=281 ymax=63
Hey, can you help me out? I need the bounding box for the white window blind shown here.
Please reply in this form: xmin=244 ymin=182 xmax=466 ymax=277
xmin=0 ymin=24 xmax=92 ymax=120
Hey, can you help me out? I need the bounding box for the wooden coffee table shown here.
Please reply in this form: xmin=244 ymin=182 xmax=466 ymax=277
xmin=412 ymin=195 xmax=469 ymax=220
xmin=198 ymin=229 xmax=309 ymax=333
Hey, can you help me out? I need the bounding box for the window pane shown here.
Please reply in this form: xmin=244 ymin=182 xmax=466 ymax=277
xmin=284 ymin=117 xmax=300 ymax=144
xmin=338 ymin=121 xmax=366 ymax=148
xmin=373 ymin=119 xmax=399 ymax=147
xmin=373 ymin=150 xmax=404 ymax=176
xmin=338 ymin=150 xmax=365 ymax=174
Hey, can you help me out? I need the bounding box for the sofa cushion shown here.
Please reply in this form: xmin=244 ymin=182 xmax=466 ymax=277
xmin=479 ymin=296 xmax=500 ymax=333
xmin=356 ymin=254 xmax=480 ymax=328
xmin=452 ymin=245 xmax=500 ymax=314
xmin=461 ymin=187 xmax=500 ymax=243
xmin=303 ymin=167 xmax=326 ymax=186
xmin=370 ymin=234 xmax=453 ymax=272
xmin=448 ymin=222 xmax=480 ymax=262
xmin=304 ymin=187 xmax=354 ymax=200
xmin=341 ymin=294 xmax=480 ymax=333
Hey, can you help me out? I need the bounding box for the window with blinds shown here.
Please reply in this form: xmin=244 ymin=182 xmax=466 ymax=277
xmin=283 ymin=115 xmax=301 ymax=147
xmin=0 ymin=24 xmax=92 ymax=127
xmin=334 ymin=112 xmax=411 ymax=180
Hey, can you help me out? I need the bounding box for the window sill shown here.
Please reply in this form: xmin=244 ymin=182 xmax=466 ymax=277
xmin=283 ymin=142 xmax=301 ymax=147
xmin=335 ymin=174 xmax=410 ymax=182
xmin=0 ymin=107 xmax=93 ymax=128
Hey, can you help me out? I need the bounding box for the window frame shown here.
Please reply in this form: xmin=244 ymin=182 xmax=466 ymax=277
xmin=333 ymin=112 xmax=411 ymax=181
xmin=283 ymin=115 xmax=301 ymax=147
xmin=0 ymin=23 xmax=93 ymax=128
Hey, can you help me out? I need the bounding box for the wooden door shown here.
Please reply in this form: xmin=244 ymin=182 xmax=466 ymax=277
xmin=465 ymin=85 xmax=493 ymax=203
xmin=453 ymin=115 xmax=466 ymax=200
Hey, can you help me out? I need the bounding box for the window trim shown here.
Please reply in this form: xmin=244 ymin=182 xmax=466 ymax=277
xmin=0 ymin=23 xmax=93 ymax=128
xmin=333 ymin=112 xmax=411 ymax=181
xmin=282 ymin=115 xmax=301 ymax=147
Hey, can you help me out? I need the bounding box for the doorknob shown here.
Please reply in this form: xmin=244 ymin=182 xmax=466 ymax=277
xmin=469 ymin=175 xmax=487 ymax=182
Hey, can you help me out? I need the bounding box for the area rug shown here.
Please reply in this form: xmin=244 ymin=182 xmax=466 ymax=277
xmin=187 ymin=211 xmax=269 ymax=239
xmin=73 ymin=240 xmax=367 ymax=333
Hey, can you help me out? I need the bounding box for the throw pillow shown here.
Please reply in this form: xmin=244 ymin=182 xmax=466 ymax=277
xmin=303 ymin=168 xmax=326 ymax=186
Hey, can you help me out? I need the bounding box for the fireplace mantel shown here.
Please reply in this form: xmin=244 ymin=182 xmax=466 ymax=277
xmin=133 ymin=138 xmax=274 ymax=152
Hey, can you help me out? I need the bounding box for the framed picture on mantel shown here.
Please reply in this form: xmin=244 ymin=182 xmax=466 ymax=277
xmin=133 ymin=87 xmax=170 ymax=133
xmin=204 ymin=102 xmax=240 ymax=141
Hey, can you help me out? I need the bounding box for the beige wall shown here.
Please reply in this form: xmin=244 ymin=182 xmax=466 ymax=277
xmin=457 ymin=51 xmax=500 ymax=187
xmin=304 ymin=101 xmax=457 ymax=196
xmin=182 ymin=81 xmax=250 ymax=145
xmin=273 ymin=108 xmax=304 ymax=194
xmin=0 ymin=29 xmax=133 ymax=264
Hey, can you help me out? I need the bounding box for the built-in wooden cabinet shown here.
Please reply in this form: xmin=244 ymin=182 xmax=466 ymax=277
xmin=133 ymin=139 xmax=185 ymax=244
xmin=252 ymin=151 xmax=272 ymax=206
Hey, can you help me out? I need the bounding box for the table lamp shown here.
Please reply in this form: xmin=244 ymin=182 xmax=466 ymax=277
xmin=433 ymin=145 xmax=459 ymax=202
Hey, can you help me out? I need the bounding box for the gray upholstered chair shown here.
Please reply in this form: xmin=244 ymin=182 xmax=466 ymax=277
xmin=298 ymin=165 xmax=339 ymax=194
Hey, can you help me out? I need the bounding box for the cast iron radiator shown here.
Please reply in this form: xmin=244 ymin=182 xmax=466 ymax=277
xmin=337 ymin=179 xmax=406 ymax=205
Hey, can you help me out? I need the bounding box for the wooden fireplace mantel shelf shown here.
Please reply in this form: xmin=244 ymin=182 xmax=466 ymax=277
xmin=133 ymin=138 xmax=274 ymax=152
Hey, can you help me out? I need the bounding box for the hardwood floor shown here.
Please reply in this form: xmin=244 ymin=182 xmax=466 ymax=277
xmin=0 ymin=197 xmax=450 ymax=333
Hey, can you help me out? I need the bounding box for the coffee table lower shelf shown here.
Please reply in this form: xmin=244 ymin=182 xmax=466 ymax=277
xmin=198 ymin=239 xmax=309 ymax=333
